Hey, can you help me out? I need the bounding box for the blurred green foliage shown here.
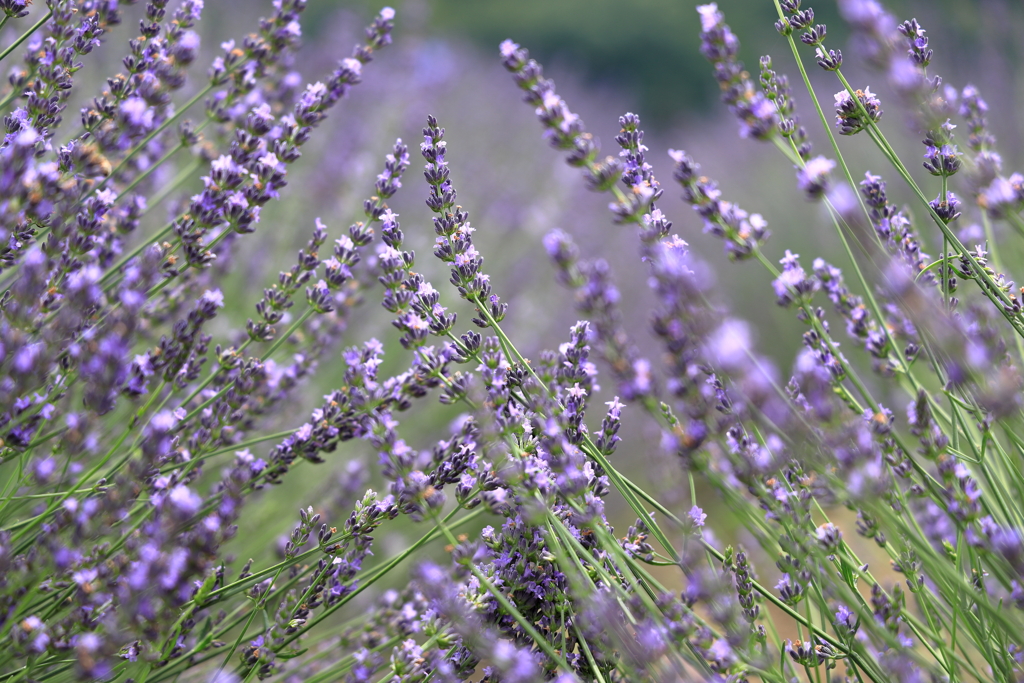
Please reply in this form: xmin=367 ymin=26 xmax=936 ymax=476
xmin=424 ymin=0 xmax=844 ymax=123
xmin=302 ymin=0 xmax=1022 ymax=129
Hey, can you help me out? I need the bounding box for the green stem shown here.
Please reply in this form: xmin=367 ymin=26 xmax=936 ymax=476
xmin=273 ymin=506 xmax=487 ymax=652
xmin=213 ymin=592 xmax=269 ymax=681
xmin=770 ymin=0 xmax=880 ymax=254
xmin=843 ymin=73 xmax=1024 ymax=335
xmin=0 ymin=10 xmax=51 ymax=63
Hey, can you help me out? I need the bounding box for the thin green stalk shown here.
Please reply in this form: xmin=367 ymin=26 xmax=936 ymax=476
xmin=25 ymin=136 xmax=204 ymax=256
xmin=869 ymin=498 xmax=1024 ymax=637
xmin=775 ymin=0 xmax=1024 ymax=337
xmin=941 ymin=175 xmax=950 ymax=310
xmin=770 ymin=0 xmax=880 ymax=253
xmin=846 ymin=78 xmax=1024 ymax=335
xmin=981 ymin=210 xmax=1024 ymax=365
xmin=157 ymin=429 xmax=296 ymax=475
xmin=99 ymin=219 xmax=176 ymax=288
xmin=0 ymin=78 xmax=24 ymax=110
xmin=274 ymin=505 xmax=487 ymax=652
xmin=299 ymin=635 xmax=403 ymax=683
xmin=0 ymin=10 xmax=51 ymax=63
xmin=204 ymin=547 xmax=320 ymax=606
xmin=212 ymin=592 xmax=269 ymax=682
xmin=471 ymin=293 xmax=681 ymax=560
xmin=619 ymin=470 xmax=893 ymax=682
xmin=4 ymin=390 xmax=148 ymax=539
xmin=752 ymin=247 xmax=876 ymax=403
xmin=540 ymin=524 xmax=610 ymax=683
xmin=89 ymin=83 xmax=215 ymax=197
xmin=1002 ymin=210 xmax=1024 ymax=240
xmin=176 ymin=308 xmax=315 ymax=427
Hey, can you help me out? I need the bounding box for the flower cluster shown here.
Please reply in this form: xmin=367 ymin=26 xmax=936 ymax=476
xmin=834 ymin=87 xmax=882 ymax=135
xmin=698 ymin=3 xmax=778 ymax=140
xmin=668 ymin=148 xmax=769 ymax=260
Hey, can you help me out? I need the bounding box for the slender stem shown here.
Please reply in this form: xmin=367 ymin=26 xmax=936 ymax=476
xmin=213 ymin=592 xmax=267 ymax=681
xmin=90 ymin=83 xmax=216 ymax=200
xmin=616 ymin=471 xmax=889 ymax=682
xmin=842 ymin=71 xmax=1024 ymax=334
xmin=770 ymin=2 xmax=881 ymax=253
xmin=157 ymin=429 xmax=296 ymax=475
xmin=0 ymin=10 xmax=51 ymax=63
xmin=273 ymin=506 xmax=487 ymax=652
xmin=941 ymin=175 xmax=950 ymax=310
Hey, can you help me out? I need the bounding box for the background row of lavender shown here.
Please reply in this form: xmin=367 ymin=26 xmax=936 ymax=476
xmin=2 ymin=0 xmax=1024 ymax=681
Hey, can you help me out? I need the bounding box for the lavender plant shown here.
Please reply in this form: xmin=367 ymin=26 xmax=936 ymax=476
xmin=1 ymin=0 xmax=1023 ymax=681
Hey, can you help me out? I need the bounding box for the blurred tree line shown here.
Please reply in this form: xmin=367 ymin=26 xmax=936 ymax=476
xmin=302 ymin=0 xmax=1023 ymax=128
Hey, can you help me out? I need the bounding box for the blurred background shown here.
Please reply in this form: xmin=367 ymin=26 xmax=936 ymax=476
xmin=6 ymin=0 xmax=1023 ymax=613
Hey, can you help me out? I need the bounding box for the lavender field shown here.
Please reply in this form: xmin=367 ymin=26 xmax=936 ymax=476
xmin=1 ymin=0 xmax=1024 ymax=681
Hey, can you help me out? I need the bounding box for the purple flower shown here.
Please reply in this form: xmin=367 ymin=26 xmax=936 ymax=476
xmin=167 ymin=485 xmax=203 ymax=517
xmin=796 ymin=156 xmax=836 ymax=199
xmin=119 ymin=97 xmax=155 ymax=130
xmin=929 ymin=190 xmax=962 ymax=224
xmin=815 ymin=522 xmax=843 ymax=551
xmin=772 ymin=251 xmax=818 ymax=306
xmin=981 ymin=176 xmax=1023 ymax=218
xmin=696 ymin=4 xmax=778 ymax=140
xmin=834 ymin=87 xmax=882 ymax=135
